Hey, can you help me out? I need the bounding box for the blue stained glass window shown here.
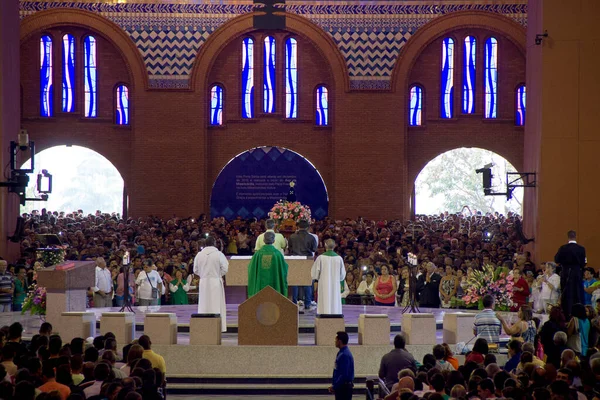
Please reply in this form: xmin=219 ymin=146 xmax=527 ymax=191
xmin=441 ymin=38 xmax=454 ymax=119
xmin=210 ymin=84 xmax=224 ymax=126
xmin=409 ymin=85 xmax=423 ymax=126
xmin=516 ymin=85 xmax=526 ymax=126
xmin=263 ymin=36 xmax=276 ymax=113
xmin=242 ymin=38 xmax=254 ymax=119
xmin=316 ymin=85 xmax=328 ymax=126
xmin=463 ymin=36 xmax=476 ymax=114
xmin=84 ymin=36 xmax=97 ymax=118
xmin=62 ymin=34 xmax=75 ymax=113
xmin=40 ymin=35 xmax=53 ymax=117
xmin=115 ymin=85 xmax=129 ymax=125
xmin=485 ymin=37 xmax=498 ymax=119
xmin=285 ymin=38 xmax=297 ymax=119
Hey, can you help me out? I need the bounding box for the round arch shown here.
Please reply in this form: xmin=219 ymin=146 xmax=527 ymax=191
xmin=414 ymin=147 xmax=523 ymax=215
xmin=210 ymin=146 xmax=329 ymax=220
xmin=20 ymin=145 xmax=126 ymax=215
xmin=20 ymin=8 xmax=148 ymax=91
xmin=391 ymin=10 xmax=526 ymax=93
xmin=190 ymin=12 xmax=349 ymax=94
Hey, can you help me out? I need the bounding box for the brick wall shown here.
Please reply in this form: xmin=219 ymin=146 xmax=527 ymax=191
xmin=18 ymin=21 xmax=525 ymax=220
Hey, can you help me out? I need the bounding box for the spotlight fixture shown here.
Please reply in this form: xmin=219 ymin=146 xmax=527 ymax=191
xmin=535 ymin=31 xmax=548 ymax=46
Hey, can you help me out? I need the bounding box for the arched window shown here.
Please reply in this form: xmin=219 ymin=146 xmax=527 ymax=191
xmin=441 ymin=37 xmax=455 ymax=119
xmin=409 ymin=85 xmax=423 ymax=126
xmin=285 ymin=37 xmax=297 ymax=119
xmin=315 ymin=85 xmax=328 ymax=126
xmin=40 ymin=35 xmax=53 ymax=117
xmin=263 ymin=36 xmax=276 ymax=113
xmin=463 ymin=36 xmax=476 ymax=114
xmin=516 ymin=85 xmax=526 ymax=126
xmin=485 ymin=37 xmax=498 ymax=119
xmin=241 ymin=37 xmax=254 ymax=119
xmin=62 ymin=34 xmax=75 ymax=113
xmin=115 ymin=85 xmax=129 ymax=125
xmin=83 ymin=36 xmax=97 ymax=118
xmin=210 ymin=84 xmax=224 ymax=126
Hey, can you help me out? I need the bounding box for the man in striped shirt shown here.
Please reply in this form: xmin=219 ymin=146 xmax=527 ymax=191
xmin=0 ymin=261 xmax=14 ymax=312
xmin=473 ymin=294 xmax=501 ymax=344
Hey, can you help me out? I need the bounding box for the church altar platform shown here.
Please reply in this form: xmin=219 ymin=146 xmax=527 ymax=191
xmin=0 ymin=304 xmax=528 ymax=339
xmin=0 ymin=305 xmax=516 ymax=387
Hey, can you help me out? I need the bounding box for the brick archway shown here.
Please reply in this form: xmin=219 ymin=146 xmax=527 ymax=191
xmin=391 ymin=10 xmax=526 ymax=94
xmin=20 ymin=8 xmax=148 ymax=91
xmin=190 ymin=12 xmax=349 ymax=96
xmin=410 ymin=145 xmax=523 ymax=189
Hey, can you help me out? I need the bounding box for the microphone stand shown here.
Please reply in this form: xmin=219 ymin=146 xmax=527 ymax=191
xmin=119 ymin=251 xmax=135 ymax=313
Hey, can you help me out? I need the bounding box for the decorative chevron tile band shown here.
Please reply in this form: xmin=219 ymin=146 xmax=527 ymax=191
xmin=20 ymin=0 xmax=527 ymax=90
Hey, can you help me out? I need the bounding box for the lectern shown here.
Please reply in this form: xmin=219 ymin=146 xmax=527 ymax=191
xmin=36 ymin=261 xmax=95 ymax=328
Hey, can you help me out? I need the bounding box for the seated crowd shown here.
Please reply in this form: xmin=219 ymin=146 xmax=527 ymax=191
xmin=378 ymin=299 xmax=600 ymax=400
xmin=0 ymin=321 xmax=166 ymax=400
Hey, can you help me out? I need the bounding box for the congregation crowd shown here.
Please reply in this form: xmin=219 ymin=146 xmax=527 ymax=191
xmin=0 ymin=209 xmax=593 ymax=313
xmin=0 ymin=209 xmax=596 ymax=400
xmin=0 ymin=321 xmax=166 ymax=400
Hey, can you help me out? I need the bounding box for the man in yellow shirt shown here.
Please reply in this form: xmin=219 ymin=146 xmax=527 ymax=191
xmin=254 ymin=219 xmax=287 ymax=254
xmin=139 ymin=335 xmax=166 ymax=373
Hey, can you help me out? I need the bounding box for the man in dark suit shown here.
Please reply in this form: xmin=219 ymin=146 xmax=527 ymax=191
xmin=555 ymin=230 xmax=586 ymax=318
xmin=416 ymin=262 xmax=442 ymax=308
xmin=288 ymin=219 xmax=317 ymax=310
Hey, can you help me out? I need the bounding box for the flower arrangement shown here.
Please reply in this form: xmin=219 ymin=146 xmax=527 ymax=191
xmin=269 ymin=200 xmax=311 ymax=223
xmin=462 ymin=264 xmax=514 ymax=311
xmin=36 ymin=247 xmax=66 ymax=267
xmin=21 ymin=284 xmax=47 ymax=316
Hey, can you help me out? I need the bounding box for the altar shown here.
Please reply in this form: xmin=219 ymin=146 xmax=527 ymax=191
xmin=225 ymin=255 xmax=314 ymax=286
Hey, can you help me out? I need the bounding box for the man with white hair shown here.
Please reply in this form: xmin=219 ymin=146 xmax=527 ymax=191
xmin=0 ymin=260 xmax=13 ymax=312
xmin=92 ymin=258 xmax=112 ymax=308
xmin=311 ymin=239 xmax=345 ymax=315
xmin=416 ymin=262 xmax=441 ymax=308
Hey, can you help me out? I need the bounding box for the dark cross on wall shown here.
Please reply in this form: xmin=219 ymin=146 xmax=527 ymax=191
xmin=253 ymin=0 xmax=286 ymax=30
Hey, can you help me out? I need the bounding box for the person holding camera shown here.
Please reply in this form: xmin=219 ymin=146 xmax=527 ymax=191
xmin=135 ymin=260 xmax=163 ymax=306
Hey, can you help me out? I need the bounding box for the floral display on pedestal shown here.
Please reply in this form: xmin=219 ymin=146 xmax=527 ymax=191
xmin=462 ymin=264 xmax=514 ymax=311
xmin=269 ymin=200 xmax=311 ymax=223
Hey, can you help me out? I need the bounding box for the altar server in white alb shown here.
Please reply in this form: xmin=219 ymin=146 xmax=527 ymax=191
xmin=311 ymin=239 xmax=346 ymax=315
xmin=193 ymin=235 xmax=229 ymax=332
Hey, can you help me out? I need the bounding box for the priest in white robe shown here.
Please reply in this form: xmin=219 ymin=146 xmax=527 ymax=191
xmin=193 ymin=235 xmax=229 ymax=332
xmin=311 ymin=239 xmax=346 ymax=315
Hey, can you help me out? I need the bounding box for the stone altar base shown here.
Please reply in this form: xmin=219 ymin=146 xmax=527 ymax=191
xmin=443 ymin=312 xmax=476 ymax=344
xmin=101 ymin=312 xmax=135 ymax=347
xmin=402 ymin=313 xmax=436 ymax=345
xmin=59 ymin=312 xmax=96 ymax=343
xmin=190 ymin=314 xmax=222 ymax=345
xmin=358 ymin=314 xmax=390 ymax=345
xmin=314 ymin=315 xmax=345 ymax=346
xmin=145 ymin=313 xmax=178 ymax=345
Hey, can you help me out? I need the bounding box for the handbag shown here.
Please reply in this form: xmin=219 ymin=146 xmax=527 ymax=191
xmin=147 ymin=273 xmax=159 ymax=299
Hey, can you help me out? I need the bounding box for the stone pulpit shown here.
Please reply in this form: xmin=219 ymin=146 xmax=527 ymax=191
xmin=36 ymin=261 xmax=95 ymax=328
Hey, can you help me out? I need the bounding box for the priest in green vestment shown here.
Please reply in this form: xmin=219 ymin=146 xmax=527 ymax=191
xmin=248 ymin=232 xmax=289 ymax=297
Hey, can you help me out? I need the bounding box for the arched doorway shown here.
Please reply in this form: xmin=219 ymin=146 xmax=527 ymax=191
xmin=211 ymin=146 xmax=329 ymax=220
xmin=20 ymin=145 xmax=125 ymax=215
xmin=414 ymin=147 xmax=523 ymax=215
